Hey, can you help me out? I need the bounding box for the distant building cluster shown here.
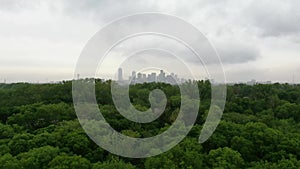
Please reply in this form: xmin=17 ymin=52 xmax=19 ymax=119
xmin=117 ymin=68 xmax=187 ymax=84
xmin=246 ymin=79 xmax=257 ymax=86
xmin=246 ymin=79 xmax=272 ymax=86
xmin=226 ymin=79 xmax=273 ymax=86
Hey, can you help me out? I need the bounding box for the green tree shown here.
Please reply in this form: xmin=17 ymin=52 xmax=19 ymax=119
xmin=207 ymin=147 xmax=244 ymax=169
xmin=230 ymin=136 xmax=256 ymax=161
xmin=17 ymin=146 xmax=59 ymax=169
xmin=48 ymin=154 xmax=91 ymax=169
xmin=0 ymin=123 xmax=14 ymax=139
xmin=145 ymin=138 xmax=204 ymax=169
xmin=93 ymin=159 xmax=137 ymax=169
xmin=8 ymin=133 xmax=35 ymax=156
xmin=0 ymin=153 xmax=22 ymax=169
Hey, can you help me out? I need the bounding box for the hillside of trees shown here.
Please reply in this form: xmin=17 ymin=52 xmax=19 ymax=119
xmin=0 ymin=80 xmax=300 ymax=169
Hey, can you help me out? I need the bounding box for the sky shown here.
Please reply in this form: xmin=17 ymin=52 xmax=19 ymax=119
xmin=0 ymin=0 xmax=300 ymax=83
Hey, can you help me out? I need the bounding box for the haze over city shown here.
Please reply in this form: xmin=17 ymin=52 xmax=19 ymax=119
xmin=0 ymin=0 xmax=300 ymax=83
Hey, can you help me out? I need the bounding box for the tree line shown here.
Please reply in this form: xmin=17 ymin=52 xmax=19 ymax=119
xmin=0 ymin=80 xmax=300 ymax=168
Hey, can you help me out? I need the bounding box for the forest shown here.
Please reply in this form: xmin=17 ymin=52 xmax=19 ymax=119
xmin=0 ymin=80 xmax=300 ymax=169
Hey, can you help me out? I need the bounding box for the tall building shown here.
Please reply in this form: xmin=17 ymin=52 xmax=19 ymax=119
xmin=118 ymin=68 xmax=123 ymax=81
xmin=148 ymin=72 xmax=156 ymax=82
xmin=132 ymin=71 xmax=136 ymax=79
xmin=137 ymin=72 xmax=143 ymax=83
xmin=166 ymin=73 xmax=176 ymax=85
xmin=158 ymin=70 xmax=166 ymax=82
xmin=142 ymin=74 xmax=147 ymax=83
xmin=129 ymin=71 xmax=136 ymax=83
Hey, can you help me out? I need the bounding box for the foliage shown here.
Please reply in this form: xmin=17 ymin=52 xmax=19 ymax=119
xmin=0 ymin=81 xmax=300 ymax=168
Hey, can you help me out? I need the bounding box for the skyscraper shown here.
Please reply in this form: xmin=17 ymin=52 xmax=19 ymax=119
xmin=137 ymin=72 xmax=143 ymax=83
xmin=118 ymin=68 xmax=123 ymax=81
xmin=129 ymin=71 xmax=136 ymax=83
xmin=158 ymin=70 xmax=166 ymax=82
xmin=148 ymin=72 xmax=156 ymax=82
xmin=132 ymin=71 xmax=136 ymax=78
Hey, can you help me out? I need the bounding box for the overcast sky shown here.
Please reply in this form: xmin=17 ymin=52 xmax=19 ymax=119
xmin=0 ymin=0 xmax=299 ymax=83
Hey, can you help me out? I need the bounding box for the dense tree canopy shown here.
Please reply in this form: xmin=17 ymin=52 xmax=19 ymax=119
xmin=0 ymin=80 xmax=300 ymax=168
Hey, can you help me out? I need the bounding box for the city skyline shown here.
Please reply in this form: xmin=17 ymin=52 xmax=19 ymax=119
xmin=117 ymin=68 xmax=188 ymax=85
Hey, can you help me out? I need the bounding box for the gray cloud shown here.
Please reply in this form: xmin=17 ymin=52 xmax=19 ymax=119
xmin=244 ymin=0 xmax=300 ymax=37
xmin=62 ymin=0 xmax=160 ymax=23
xmin=215 ymin=41 xmax=260 ymax=64
xmin=0 ymin=0 xmax=299 ymax=82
